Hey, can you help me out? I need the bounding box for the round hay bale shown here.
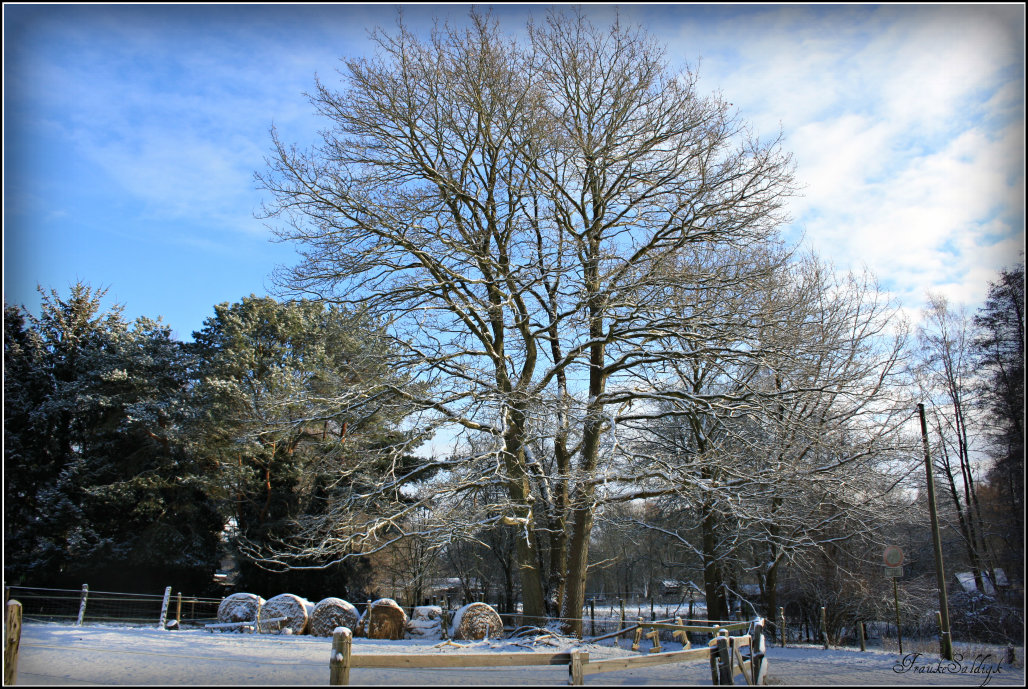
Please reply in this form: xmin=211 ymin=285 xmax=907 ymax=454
xmin=450 ymin=602 xmax=503 ymax=640
xmin=406 ymin=605 xmax=443 ymax=639
xmin=217 ymin=593 xmax=265 ymax=624
xmin=263 ymin=593 xmax=313 ymax=635
xmin=309 ymin=598 xmax=360 ymax=637
xmin=357 ymin=598 xmax=408 ymax=640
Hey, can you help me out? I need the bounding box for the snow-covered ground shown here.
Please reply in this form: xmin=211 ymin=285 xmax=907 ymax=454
xmin=14 ymin=622 xmax=1025 ymax=685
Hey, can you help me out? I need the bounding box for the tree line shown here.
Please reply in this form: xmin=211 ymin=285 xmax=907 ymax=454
xmin=4 ymin=288 xmax=421 ymax=598
xmin=4 ymin=9 xmax=1022 ymax=641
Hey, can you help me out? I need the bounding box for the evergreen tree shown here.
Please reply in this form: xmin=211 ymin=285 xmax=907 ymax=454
xmin=973 ymin=262 xmax=1024 ymax=580
xmin=3 ymin=285 xmax=222 ymax=592
xmin=4 ymin=303 xmax=52 ymax=580
xmin=189 ymin=295 xmax=427 ymax=599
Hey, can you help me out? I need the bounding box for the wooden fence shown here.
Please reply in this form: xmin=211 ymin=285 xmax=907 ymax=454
xmin=328 ymin=618 xmax=766 ymax=686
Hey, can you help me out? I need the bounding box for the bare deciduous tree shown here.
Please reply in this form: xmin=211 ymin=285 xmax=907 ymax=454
xmin=256 ymin=8 xmax=794 ymax=632
xmin=624 ymin=254 xmax=915 ymax=622
xmin=915 ymin=294 xmax=995 ymax=591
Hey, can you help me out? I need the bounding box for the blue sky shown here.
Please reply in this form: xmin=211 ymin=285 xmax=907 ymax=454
xmin=4 ymin=3 xmax=1024 ymax=341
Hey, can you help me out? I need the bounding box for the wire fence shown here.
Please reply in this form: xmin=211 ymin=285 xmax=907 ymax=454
xmin=493 ymin=601 xmax=726 ymax=643
xmin=1 ymin=585 xmax=949 ymax=650
xmin=5 ymin=585 xmax=222 ymax=628
xmin=5 ymin=585 xmax=737 ymax=645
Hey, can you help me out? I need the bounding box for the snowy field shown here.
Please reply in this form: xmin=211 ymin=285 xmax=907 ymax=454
xmin=15 ymin=622 xmax=1025 ymax=686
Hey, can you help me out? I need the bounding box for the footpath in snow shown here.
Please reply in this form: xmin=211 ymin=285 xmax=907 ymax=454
xmin=14 ymin=623 xmax=1026 ymax=686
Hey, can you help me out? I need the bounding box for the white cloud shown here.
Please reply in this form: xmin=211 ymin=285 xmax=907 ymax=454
xmin=8 ymin=4 xmax=1022 ymax=330
xmin=667 ymin=5 xmax=1024 ymax=321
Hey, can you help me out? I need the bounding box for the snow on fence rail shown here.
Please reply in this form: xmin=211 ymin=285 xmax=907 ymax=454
xmin=328 ymin=619 xmax=767 ymax=686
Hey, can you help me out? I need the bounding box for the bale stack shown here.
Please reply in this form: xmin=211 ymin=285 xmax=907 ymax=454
xmin=406 ymin=605 xmax=443 ymax=639
xmin=309 ymin=597 xmax=360 ymax=637
xmin=217 ymin=593 xmax=264 ymax=625
xmin=357 ymin=598 xmax=408 ymax=640
xmin=450 ymin=602 xmax=504 ymax=640
xmin=263 ymin=593 xmax=313 ymax=635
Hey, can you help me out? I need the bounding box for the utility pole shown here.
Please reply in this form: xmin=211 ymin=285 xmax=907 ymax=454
xmin=918 ymin=403 xmax=954 ymax=660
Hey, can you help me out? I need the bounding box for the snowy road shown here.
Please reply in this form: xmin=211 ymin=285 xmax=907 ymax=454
xmin=15 ymin=623 xmax=1025 ymax=686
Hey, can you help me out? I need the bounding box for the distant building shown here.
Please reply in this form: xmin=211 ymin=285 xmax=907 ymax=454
xmin=213 ymin=553 xmax=241 ymax=586
xmin=954 ymin=570 xmax=1008 ymax=595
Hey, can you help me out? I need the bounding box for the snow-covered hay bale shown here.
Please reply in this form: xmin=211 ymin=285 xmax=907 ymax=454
xmin=357 ymin=598 xmax=408 ymax=640
xmin=217 ymin=593 xmax=265 ymax=624
xmin=309 ymin=598 xmax=360 ymax=637
xmin=263 ymin=593 xmax=313 ymax=635
xmin=450 ymin=602 xmax=504 ymax=640
xmin=406 ymin=605 xmax=443 ymax=639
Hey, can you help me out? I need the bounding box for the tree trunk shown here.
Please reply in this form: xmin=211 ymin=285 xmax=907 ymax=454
xmin=702 ymin=503 xmax=729 ymax=621
xmin=764 ymin=558 xmax=780 ymax=624
xmin=501 ymin=405 xmax=547 ymax=624
xmin=562 ymin=501 xmax=594 ymax=636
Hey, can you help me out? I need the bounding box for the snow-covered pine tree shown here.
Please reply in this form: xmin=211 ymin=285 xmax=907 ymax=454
xmin=187 ymin=295 xmax=428 ymax=598
xmin=3 ymin=284 xmax=222 ymax=592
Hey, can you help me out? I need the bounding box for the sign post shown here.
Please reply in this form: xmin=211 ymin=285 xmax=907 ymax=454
xmin=885 ymin=546 xmax=904 ymax=654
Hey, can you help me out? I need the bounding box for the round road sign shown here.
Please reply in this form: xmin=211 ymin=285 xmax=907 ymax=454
xmin=883 ymin=546 xmax=904 ymax=567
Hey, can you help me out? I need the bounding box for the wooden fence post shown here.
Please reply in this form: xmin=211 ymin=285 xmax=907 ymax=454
xmin=176 ymin=593 xmax=182 ymax=627
xmin=709 ymin=644 xmax=720 ymax=685
xmin=77 ymin=584 xmax=89 ymax=626
xmin=631 ymin=617 xmax=644 ymax=651
xmin=254 ymin=594 xmax=264 ymax=634
xmin=751 ymin=619 xmax=767 ymax=685
xmin=820 ymin=606 xmax=828 ymax=649
xmin=778 ymin=607 xmax=786 ymax=647
xmin=715 ymin=635 xmax=732 ymax=685
xmin=5 ymin=600 xmax=22 ymax=685
xmin=673 ymin=616 xmax=691 ymax=650
xmin=645 ymin=626 xmax=662 ymax=654
xmin=858 ymin=619 xmax=866 ymax=651
xmin=569 ymin=650 xmax=584 ymax=686
xmin=330 ymin=627 xmax=352 ymax=685
xmin=158 ymin=586 xmax=172 ymax=629
xmin=590 ymin=599 xmax=595 ymax=637
xmin=441 ymin=601 xmax=451 ymax=640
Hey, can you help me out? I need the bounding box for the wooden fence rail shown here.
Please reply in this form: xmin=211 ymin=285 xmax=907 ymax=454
xmin=204 ymin=616 xmax=288 ymax=634
xmin=328 ymin=619 xmax=766 ymax=686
